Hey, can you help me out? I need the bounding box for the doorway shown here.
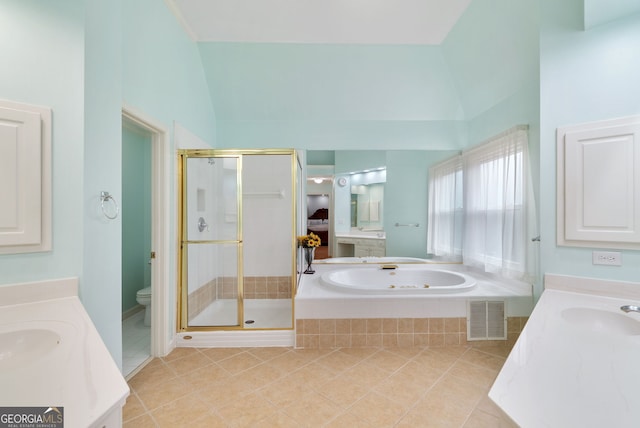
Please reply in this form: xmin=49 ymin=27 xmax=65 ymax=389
xmin=122 ymin=119 xmax=152 ymax=376
xmin=121 ymin=107 xmax=170 ymax=378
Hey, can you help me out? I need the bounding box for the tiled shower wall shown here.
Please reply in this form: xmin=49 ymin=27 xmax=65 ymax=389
xmin=188 ymin=276 xmax=292 ymax=321
xmin=295 ymin=316 xmax=528 ymax=349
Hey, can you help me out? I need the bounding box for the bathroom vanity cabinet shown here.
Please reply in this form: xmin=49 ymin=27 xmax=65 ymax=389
xmin=335 ymin=236 xmax=385 ymax=257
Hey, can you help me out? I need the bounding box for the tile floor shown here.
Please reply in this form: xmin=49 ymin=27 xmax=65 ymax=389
xmin=123 ymin=345 xmax=517 ymax=427
xmin=122 ymin=310 xmax=151 ymax=377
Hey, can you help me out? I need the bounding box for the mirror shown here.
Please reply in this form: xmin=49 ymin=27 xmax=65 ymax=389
xmin=307 ymin=149 xmax=459 ymax=258
xmin=350 ymin=179 xmax=384 ymax=230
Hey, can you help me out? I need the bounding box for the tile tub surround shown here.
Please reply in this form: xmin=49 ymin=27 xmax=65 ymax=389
xmin=123 ymin=346 xmax=517 ymax=427
xmin=295 ymin=263 xmax=533 ymax=349
xmin=296 ymin=317 xmax=528 ymax=349
xmin=0 ymin=278 xmax=129 ymax=427
xmin=490 ymin=274 xmax=640 ymax=427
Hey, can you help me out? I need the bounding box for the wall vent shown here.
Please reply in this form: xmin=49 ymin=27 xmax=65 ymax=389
xmin=467 ymin=300 xmax=507 ymax=341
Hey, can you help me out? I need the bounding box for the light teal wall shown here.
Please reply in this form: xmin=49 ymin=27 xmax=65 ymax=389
xmin=0 ymin=1 xmax=84 ymax=284
xmin=83 ymin=0 xmax=123 ymax=366
xmin=123 ymin=0 xmax=216 ymax=145
xmin=199 ymin=42 xmax=468 ymax=149
xmin=539 ymin=1 xmax=640 ymax=292
xmin=122 ymin=126 xmax=152 ymax=312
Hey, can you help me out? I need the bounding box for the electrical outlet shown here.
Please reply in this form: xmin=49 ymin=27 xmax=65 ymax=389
xmin=592 ymin=251 xmax=622 ymax=266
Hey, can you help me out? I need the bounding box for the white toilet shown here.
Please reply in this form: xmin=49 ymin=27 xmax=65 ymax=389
xmin=136 ymin=286 xmax=152 ymax=326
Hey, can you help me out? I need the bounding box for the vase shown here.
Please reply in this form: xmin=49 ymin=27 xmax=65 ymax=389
xmin=303 ymin=247 xmax=315 ymax=274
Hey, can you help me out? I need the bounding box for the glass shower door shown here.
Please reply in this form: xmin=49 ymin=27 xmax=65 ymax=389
xmin=181 ymin=155 xmax=242 ymax=328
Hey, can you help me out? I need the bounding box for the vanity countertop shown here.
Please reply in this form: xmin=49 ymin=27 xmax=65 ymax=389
xmin=489 ymin=274 xmax=640 ymax=427
xmin=335 ymin=232 xmax=385 ymax=240
xmin=0 ymin=278 xmax=129 ymax=427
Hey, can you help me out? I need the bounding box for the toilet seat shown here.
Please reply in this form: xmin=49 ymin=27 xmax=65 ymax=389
xmin=137 ymin=286 xmax=151 ymax=297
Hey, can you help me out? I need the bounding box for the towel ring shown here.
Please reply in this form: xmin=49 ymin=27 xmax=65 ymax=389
xmin=100 ymin=191 xmax=119 ymax=220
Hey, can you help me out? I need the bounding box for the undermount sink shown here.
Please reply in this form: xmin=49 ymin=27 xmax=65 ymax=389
xmin=0 ymin=328 xmax=62 ymax=370
xmin=561 ymin=307 xmax=640 ymax=336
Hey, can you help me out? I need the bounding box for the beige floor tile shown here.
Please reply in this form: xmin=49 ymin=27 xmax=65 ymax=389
xmin=395 ymin=360 xmax=444 ymax=388
xmin=429 ymin=375 xmax=487 ymax=411
xmin=247 ymin=346 xmax=291 ymax=361
xmin=282 ymin=391 xmax=344 ymax=427
xmin=258 ymin=376 xmax=314 ymax=407
xmin=188 ymin=412 xmax=227 ymax=427
xmin=161 ymin=346 xmax=198 ymax=362
xmin=198 ymin=375 xmax=255 ymax=409
xmin=215 ymin=391 xmax=277 ymax=427
xmin=340 ymin=360 xmax=391 ymax=389
xmin=164 ymin=351 xmax=215 ymax=376
xmin=386 ymin=346 xmax=425 ymax=359
xmin=151 ymin=393 xmax=211 ymax=427
xmin=127 ymin=345 xmax=510 ymax=428
xmin=135 ymin=376 xmax=192 ymax=411
xmin=374 ymin=370 xmax=430 ymax=409
xmin=200 ymin=347 xmax=246 ymax=362
xmin=315 ymin=375 xmax=371 ymax=408
xmin=316 ymin=349 xmax=361 ymax=371
xmin=180 ymin=362 xmax=231 ymax=392
xmin=266 ymin=350 xmax=317 ymax=372
xmin=128 ymin=359 xmax=176 ymax=392
xmin=235 ymin=362 xmax=285 ymax=388
xmin=286 ymin=361 xmax=340 ymax=389
xmin=364 ymin=349 xmax=411 ymax=372
xmin=463 ymin=408 xmax=503 ymax=428
xmin=122 ymin=392 xmax=146 ymax=422
xmin=123 ymin=413 xmax=157 ymax=428
xmin=252 ymin=411 xmax=303 ymax=428
xmin=460 ymin=348 xmax=506 ymax=371
xmin=215 ymin=351 xmax=263 ymax=374
xmin=348 ymin=391 xmax=408 ymax=427
xmin=448 ymin=360 xmax=499 ymax=388
xmin=408 ymin=395 xmax=473 ymax=427
xmin=336 ymin=346 xmax=379 ymax=359
xmin=325 ymin=412 xmax=376 ymax=427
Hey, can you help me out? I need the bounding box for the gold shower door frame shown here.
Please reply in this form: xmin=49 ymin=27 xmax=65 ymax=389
xmin=177 ymin=149 xmax=299 ymax=332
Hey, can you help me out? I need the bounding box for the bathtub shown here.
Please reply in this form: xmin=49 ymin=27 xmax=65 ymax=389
xmin=321 ymin=267 xmax=476 ymax=294
xmin=314 ymin=256 xmax=430 ymax=264
xmin=295 ymin=263 xmax=534 ymax=320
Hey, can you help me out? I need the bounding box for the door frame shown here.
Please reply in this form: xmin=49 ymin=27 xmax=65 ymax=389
xmin=122 ymin=105 xmax=171 ymax=357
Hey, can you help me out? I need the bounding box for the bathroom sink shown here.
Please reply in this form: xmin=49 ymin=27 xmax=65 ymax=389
xmin=561 ymin=308 xmax=640 ymax=336
xmin=0 ymin=328 xmax=61 ymax=370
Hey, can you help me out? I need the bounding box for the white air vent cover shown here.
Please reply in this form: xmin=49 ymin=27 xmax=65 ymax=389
xmin=467 ymin=300 xmax=507 ymax=341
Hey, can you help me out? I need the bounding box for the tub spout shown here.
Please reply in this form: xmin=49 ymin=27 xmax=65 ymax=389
xmin=381 ymin=264 xmax=398 ymax=270
xmin=620 ymin=305 xmax=640 ymax=313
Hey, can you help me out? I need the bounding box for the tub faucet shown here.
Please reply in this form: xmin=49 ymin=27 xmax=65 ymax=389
xmin=620 ymin=305 xmax=640 ymax=313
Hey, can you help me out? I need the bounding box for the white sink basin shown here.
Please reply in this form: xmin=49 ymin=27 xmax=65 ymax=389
xmin=0 ymin=328 xmax=62 ymax=370
xmin=561 ymin=307 xmax=640 ymax=336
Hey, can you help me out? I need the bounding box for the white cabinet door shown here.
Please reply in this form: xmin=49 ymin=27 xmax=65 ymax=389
xmin=0 ymin=100 xmax=51 ymax=253
xmin=557 ymin=115 xmax=640 ymax=249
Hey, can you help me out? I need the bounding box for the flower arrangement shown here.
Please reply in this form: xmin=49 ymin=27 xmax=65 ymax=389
xmin=297 ymin=232 xmax=321 ymax=248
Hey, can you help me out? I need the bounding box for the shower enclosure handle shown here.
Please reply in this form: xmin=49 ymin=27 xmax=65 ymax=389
xmin=197 ymin=217 xmax=209 ymax=232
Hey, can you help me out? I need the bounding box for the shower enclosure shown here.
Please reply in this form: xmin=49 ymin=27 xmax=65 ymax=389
xmin=177 ymin=149 xmax=301 ymax=331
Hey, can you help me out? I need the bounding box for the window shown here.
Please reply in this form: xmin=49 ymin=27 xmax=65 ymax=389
xmin=427 ymin=156 xmax=463 ymax=260
xmin=427 ymin=126 xmax=536 ymax=280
